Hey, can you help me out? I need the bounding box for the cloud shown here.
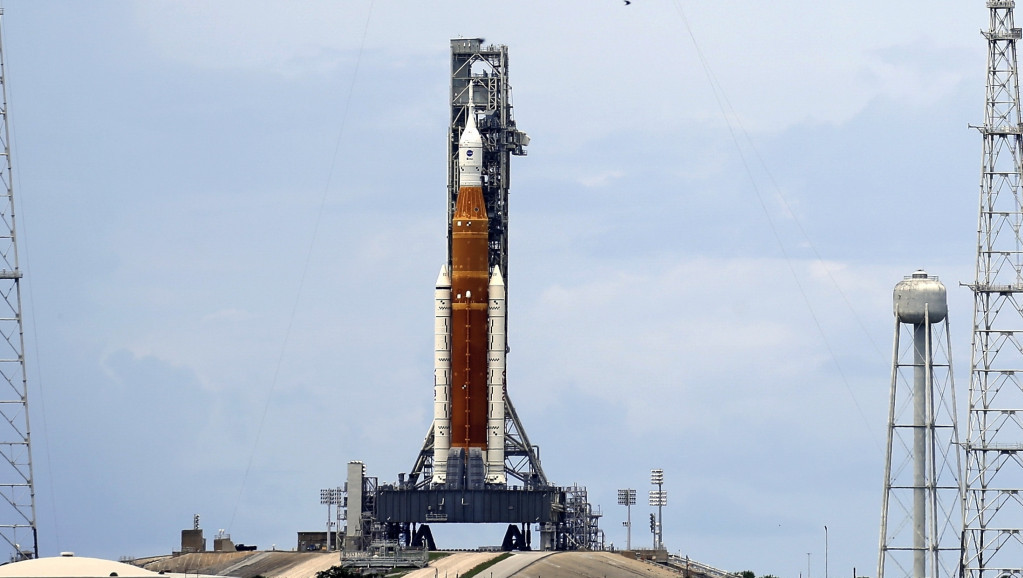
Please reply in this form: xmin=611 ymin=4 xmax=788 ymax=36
xmin=130 ymin=1 xmax=376 ymax=77
xmin=860 ymin=41 xmax=975 ymax=107
xmin=512 ymin=257 xmax=901 ymax=438
xmin=577 ymin=169 xmax=625 ymax=188
xmin=127 ymin=0 xmax=979 ymax=138
xmin=4 ymin=1 xmax=989 ymax=572
xmin=201 ymin=308 xmax=256 ymax=324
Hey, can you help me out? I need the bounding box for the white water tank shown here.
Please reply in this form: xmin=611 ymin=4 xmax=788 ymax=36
xmin=893 ymin=270 xmax=947 ymax=323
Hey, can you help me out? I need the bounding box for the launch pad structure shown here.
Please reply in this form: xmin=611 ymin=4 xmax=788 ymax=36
xmin=340 ymin=39 xmax=602 ymax=554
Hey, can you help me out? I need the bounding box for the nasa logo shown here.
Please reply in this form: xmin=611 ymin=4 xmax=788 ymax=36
xmin=466 ymin=150 xmax=474 ymax=158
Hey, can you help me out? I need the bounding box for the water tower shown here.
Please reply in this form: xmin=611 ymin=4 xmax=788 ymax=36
xmin=877 ymin=271 xmax=961 ymax=578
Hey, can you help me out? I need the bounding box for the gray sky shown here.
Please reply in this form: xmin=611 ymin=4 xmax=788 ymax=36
xmin=0 ymin=0 xmax=986 ymax=576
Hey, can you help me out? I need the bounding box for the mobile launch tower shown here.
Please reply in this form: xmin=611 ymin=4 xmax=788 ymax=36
xmin=0 ymin=10 xmax=36 ymax=562
xmin=963 ymin=2 xmax=1023 ymax=577
xmin=409 ymin=37 xmax=539 ymax=490
xmin=341 ymin=39 xmax=601 ymax=553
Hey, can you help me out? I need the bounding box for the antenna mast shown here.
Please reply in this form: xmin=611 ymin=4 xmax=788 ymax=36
xmin=963 ymin=2 xmax=1023 ymax=577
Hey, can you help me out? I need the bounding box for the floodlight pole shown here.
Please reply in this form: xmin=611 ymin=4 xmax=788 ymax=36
xmin=335 ymin=487 xmax=343 ymax=551
xmin=650 ymin=469 xmax=666 ymax=550
xmin=320 ymin=488 xmax=339 ymax=551
xmin=618 ymin=488 xmax=636 ymax=550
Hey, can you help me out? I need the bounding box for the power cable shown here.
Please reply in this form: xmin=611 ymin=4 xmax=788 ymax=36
xmin=227 ymin=0 xmax=375 ymax=531
xmin=0 ymin=7 xmax=60 ymax=553
xmin=670 ymin=0 xmax=883 ymax=450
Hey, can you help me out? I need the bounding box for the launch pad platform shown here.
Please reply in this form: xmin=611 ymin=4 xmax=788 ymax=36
xmin=375 ymin=487 xmax=561 ymax=524
xmin=344 ymin=462 xmax=601 ymax=552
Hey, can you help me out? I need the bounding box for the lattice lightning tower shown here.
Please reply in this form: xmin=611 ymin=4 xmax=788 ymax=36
xmin=0 ymin=11 xmax=36 ymax=561
xmin=963 ymin=2 xmax=1023 ymax=577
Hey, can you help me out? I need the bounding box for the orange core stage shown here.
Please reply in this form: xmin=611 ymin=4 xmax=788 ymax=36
xmin=450 ymin=184 xmax=490 ymax=450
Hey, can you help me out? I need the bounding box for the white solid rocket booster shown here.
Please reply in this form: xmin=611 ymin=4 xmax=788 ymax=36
xmin=486 ymin=266 xmax=507 ymax=484
xmin=432 ymin=264 xmax=452 ymax=484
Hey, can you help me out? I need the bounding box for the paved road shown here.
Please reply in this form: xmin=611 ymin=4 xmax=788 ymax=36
xmin=404 ymin=552 xmax=501 ymax=578
xmin=495 ymin=551 xmax=684 ymax=578
xmin=405 ymin=551 xmax=686 ymax=578
xmin=484 ymin=551 xmax=558 ymax=578
xmin=274 ymin=552 xmax=342 ymax=578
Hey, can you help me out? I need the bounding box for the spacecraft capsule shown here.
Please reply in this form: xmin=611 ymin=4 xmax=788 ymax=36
xmin=458 ymin=93 xmax=483 ymax=188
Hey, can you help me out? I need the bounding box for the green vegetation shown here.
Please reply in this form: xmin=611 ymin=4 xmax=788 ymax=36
xmin=428 ymin=551 xmax=452 ymax=561
xmin=736 ymin=570 xmax=779 ymax=578
xmin=461 ymin=552 xmax=513 ymax=578
xmin=316 ymin=566 xmax=375 ymax=578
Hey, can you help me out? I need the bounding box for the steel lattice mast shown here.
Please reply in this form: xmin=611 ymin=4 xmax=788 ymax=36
xmin=963 ymin=2 xmax=1023 ymax=577
xmin=0 ymin=9 xmax=36 ymax=561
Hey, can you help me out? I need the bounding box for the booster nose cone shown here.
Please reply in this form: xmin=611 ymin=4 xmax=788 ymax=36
xmin=489 ymin=265 xmax=504 ymax=289
xmin=436 ymin=263 xmax=451 ymax=288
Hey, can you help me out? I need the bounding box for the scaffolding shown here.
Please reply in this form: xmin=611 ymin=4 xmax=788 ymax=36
xmin=560 ymin=485 xmax=603 ymax=551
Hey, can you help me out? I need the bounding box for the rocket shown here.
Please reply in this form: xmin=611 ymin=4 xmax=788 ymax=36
xmin=432 ymin=88 xmax=507 ymax=487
